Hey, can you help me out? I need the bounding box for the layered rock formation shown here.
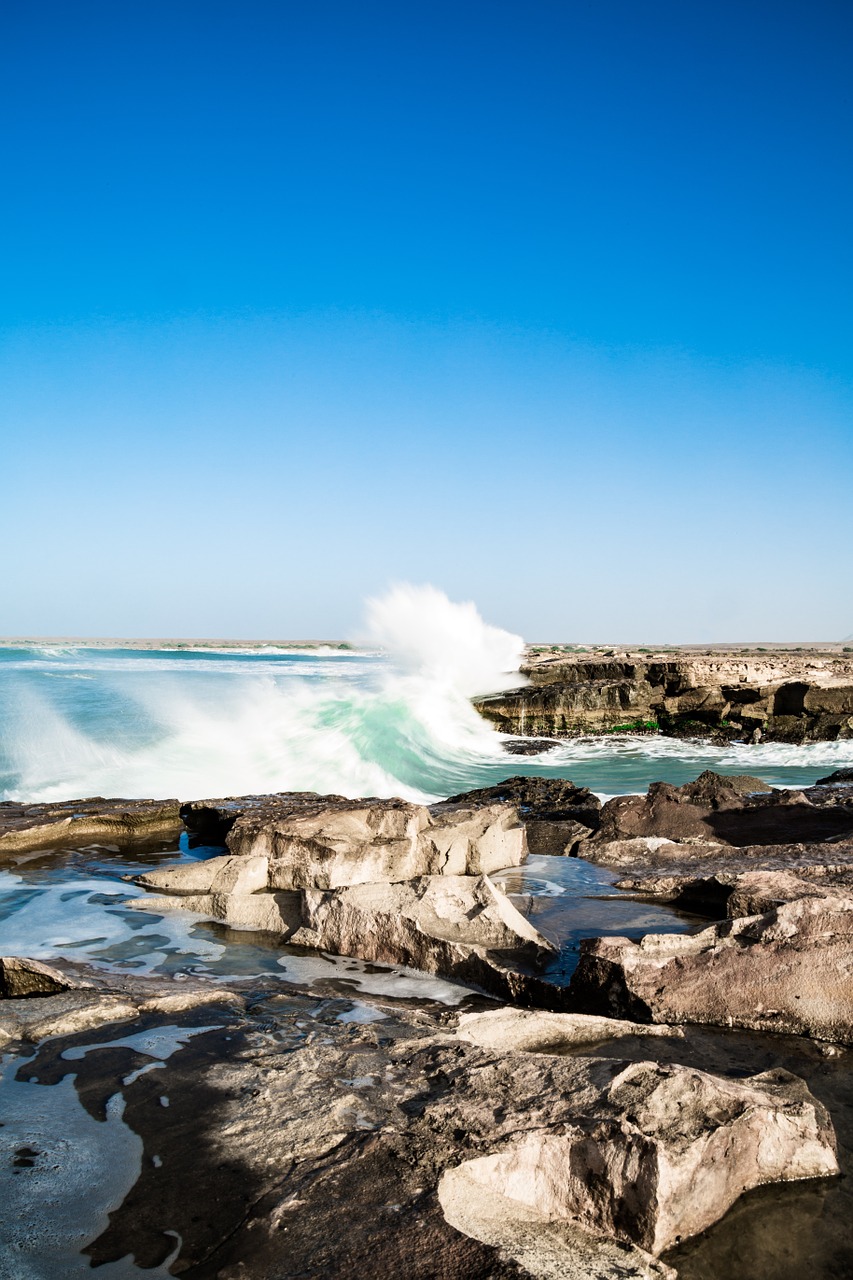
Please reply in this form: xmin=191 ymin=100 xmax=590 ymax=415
xmin=0 ymin=797 xmax=183 ymax=854
xmin=476 ymin=649 xmax=853 ymax=742
xmin=133 ymin=791 xmax=562 ymax=1005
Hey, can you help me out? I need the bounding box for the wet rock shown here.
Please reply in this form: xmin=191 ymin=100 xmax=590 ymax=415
xmin=816 ymin=768 xmax=853 ymax=785
xmin=291 ymin=874 xmax=564 ymax=1006
xmin=0 ymin=956 xmax=84 ymax=998
xmin=570 ymin=895 xmax=853 ymax=1043
xmin=0 ymin=798 xmax=183 ymax=855
xmin=444 ymin=776 xmax=601 ymax=855
xmin=501 ymin=737 xmax=560 ymax=756
xmin=134 ymin=888 xmax=302 ymax=935
xmin=456 ymin=1007 xmax=683 ymax=1053
xmin=440 ymin=1061 xmax=838 ymax=1255
xmin=0 ymin=979 xmax=242 ymax=1046
xmin=6 ymin=965 xmax=841 ymax=1280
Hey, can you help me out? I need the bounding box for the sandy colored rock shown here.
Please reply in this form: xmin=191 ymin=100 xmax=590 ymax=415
xmin=440 ymin=1061 xmax=838 ymax=1255
xmin=133 ymin=853 xmax=269 ymax=896
xmin=132 ymin=888 xmax=302 ymax=935
xmin=291 ymin=874 xmax=563 ymax=1006
xmin=184 ymin=792 xmax=527 ymax=887
xmin=456 ymin=1007 xmax=683 ymax=1054
xmin=570 ymin=895 xmax=853 ymax=1043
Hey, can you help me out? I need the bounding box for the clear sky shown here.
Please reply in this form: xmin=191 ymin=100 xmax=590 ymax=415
xmin=2 ymin=0 xmax=851 ymax=641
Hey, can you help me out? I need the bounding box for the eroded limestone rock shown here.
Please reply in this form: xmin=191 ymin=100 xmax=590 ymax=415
xmin=0 ymin=798 xmax=183 ymax=855
xmin=439 ymin=1061 xmax=838 ymax=1255
xmin=183 ymin=792 xmax=527 ymax=886
xmin=291 ymin=874 xmax=562 ymax=1006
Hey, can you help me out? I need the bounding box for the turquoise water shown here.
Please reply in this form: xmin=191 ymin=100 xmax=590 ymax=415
xmin=2 ymin=643 xmax=852 ymax=803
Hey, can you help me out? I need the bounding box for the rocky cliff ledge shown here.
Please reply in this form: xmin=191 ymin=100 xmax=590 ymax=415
xmin=474 ymin=646 xmax=853 ymax=742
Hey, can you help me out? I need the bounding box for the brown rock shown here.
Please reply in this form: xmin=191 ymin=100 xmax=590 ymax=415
xmin=569 ymin=895 xmax=853 ymax=1043
xmin=0 ymin=798 xmax=183 ymax=855
xmin=0 ymin=955 xmax=82 ymax=998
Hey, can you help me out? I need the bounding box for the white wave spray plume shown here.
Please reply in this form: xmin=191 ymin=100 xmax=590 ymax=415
xmin=3 ymin=586 xmax=525 ymax=804
xmin=361 ymin=583 xmax=525 ymax=697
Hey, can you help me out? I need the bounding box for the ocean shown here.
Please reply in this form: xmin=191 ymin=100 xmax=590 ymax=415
xmin=2 ymin=631 xmax=852 ymax=807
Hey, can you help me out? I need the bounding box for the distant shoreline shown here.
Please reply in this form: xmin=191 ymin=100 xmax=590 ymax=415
xmin=0 ymin=638 xmax=356 ymax=651
xmin=0 ymin=637 xmax=848 ymax=654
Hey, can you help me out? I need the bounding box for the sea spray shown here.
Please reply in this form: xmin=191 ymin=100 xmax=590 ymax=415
xmin=0 ymin=587 xmax=525 ymax=803
xmin=1 ymin=586 xmax=852 ymax=802
xmin=361 ymin=583 xmax=525 ymax=697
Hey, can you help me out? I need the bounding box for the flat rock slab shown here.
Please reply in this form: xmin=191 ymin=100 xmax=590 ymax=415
xmin=570 ymin=895 xmax=853 ymax=1043
xmin=0 ymin=798 xmax=183 ymax=855
xmin=456 ymin=1008 xmax=683 ymax=1054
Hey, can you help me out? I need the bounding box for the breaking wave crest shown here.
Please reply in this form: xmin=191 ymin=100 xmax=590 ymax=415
xmin=2 ymin=585 xmax=852 ymax=803
xmin=0 ymin=586 xmax=525 ymax=802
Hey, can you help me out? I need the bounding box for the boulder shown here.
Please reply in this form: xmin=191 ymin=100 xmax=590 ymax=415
xmin=569 ymin=895 xmax=853 ymax=1043
xmin=183 ymin=793 xmax=527 ymax=887
xmin=0 ymin=955 xmax=83 ymax=998
xmin=439 ymin=1061 xmax=838 ymax=1255
xmin=290 ymin=874 xmax=563 ymax=1006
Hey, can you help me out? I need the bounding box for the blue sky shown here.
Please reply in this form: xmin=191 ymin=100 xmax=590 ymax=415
xmin=2 ymin=0 xmax=851 ymax=640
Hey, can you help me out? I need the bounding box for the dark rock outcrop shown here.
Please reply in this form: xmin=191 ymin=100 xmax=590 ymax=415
xmin=444 ymin=776 xmax=601 ymax=854
xmin=475 ymin=651 xmax=853 ymax=743
xmin=588 ymin=771 xmax=853 ymax=852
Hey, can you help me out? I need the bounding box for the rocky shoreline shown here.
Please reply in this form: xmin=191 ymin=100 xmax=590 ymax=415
xmin=474 ymin=647 xmax=853 ymax=742
xmin=2 ymin=771 xmax=853 ymax=1277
